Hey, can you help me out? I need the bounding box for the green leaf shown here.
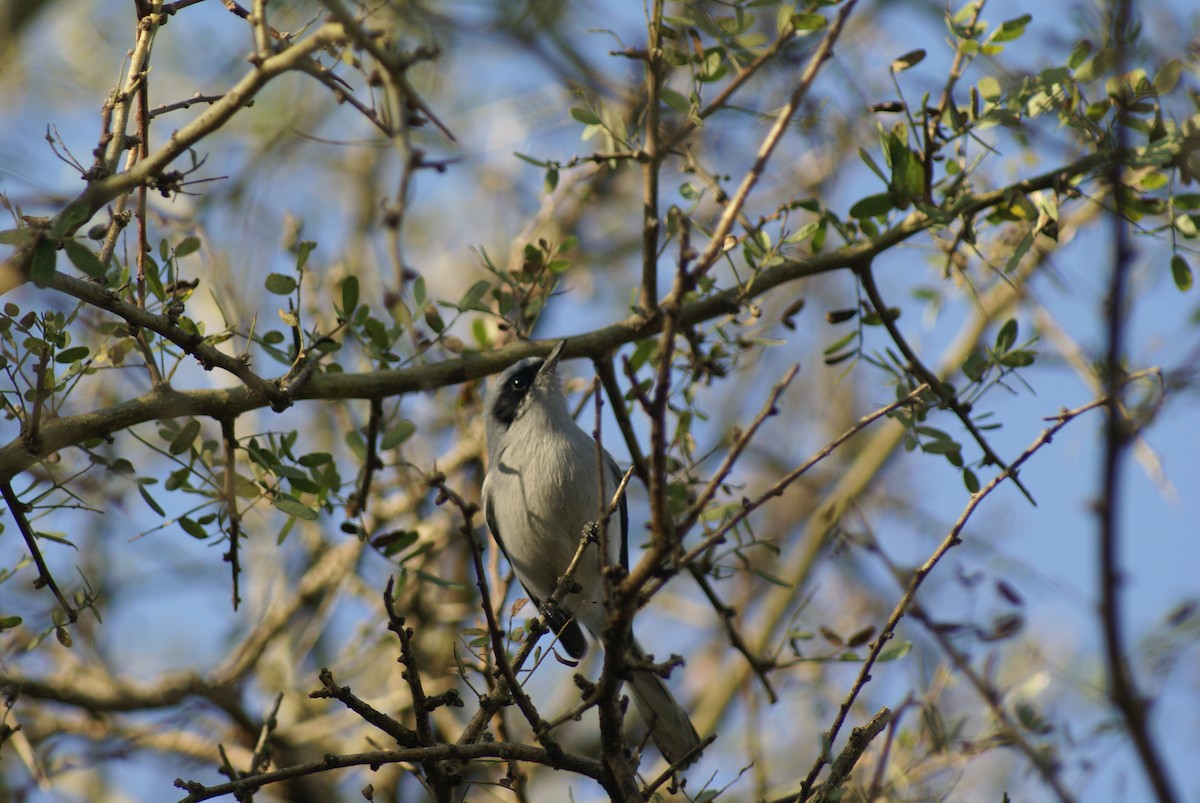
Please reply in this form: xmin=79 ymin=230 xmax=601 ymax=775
xmin=175 ymin=236 xmax=202 ymax=258
xmin=963 ymin=468 xmax=981 ymax=494
xmin=921 ymin=439 xmax=961 ymax=456
xmin=341 ymin=275 xmax=359 ymax=315
xmin=513 ymin=151 xmax=551 ymax=168
xmin=372 ymin=529 xmax=419 ymax=557
xmin=995 ymin=318 xmax=1018 ymax=353
xmin=55 ymin=346 xmax=90 ymax=364
xmin=1154 ymin=60 xmax=1183 ymax=96
xmin=891 ymin=49 xmax=926 ymax=72
xmin=298 ymin=451 xmax=333 ymax=467
xmin=862 ymin=307 xmax=901 ymax=326
xmin=0 ymin=228 xmax=33 ymax=245
xmin=570 ymin=107 xmax=600 ymax=125
xmin=977 ymin=75 xmax=1002 ymax=102
xmin=265 ymin=273 xmax=297 ymax=295
xmin=962 ymin=351 xmax=989 ymax=382
xmin=998 ymin=349 xmax=1036 ymax=368
xmin=754 ymin=568 xmax=793 ymax=588
xmin=179 ymin=517 xmax=208 ymax=539
xmin=849 ymin=193 xmax=894 ymax=219
xmin=822 ymin=330 xmax=858 ymax=355
xmin=294 ymin=241 xmax=316 ymax=271
xmin=51 ymin=204 xmax=90 ymax=237
xmin=274 ymin=495 xmax=319 ymax=521
xmin=0 ymin=616 xmax=22 ymax=630
xmin=62 ymin=239 xmax=106 ymax=279
xmin=893 ymin=149 xmax=925 ymax=201
xmin=790 ymin=12 xmax=826 ymax=31
xmin=137 ymin=480 xmax=166 ymax=516
xmin=1171 ymin=254 xmax=1193 ymax=292
xmin=36 ymin=531 xmax=76 ymax=548
xmin=1067 ymin=39 xmax=1092 ymax=70
xmin=991 ymin=14 xmax=1032 ymax=43
xmin=458 ymin=279 xmax=490 ymax=312
xmin=877 ymin=640 xmax=912 ymax=662
xmin=1005 ymin=229 xmax=1035 ymax=274
xmin=144 ymin=254 xmax=164 ymax=300
xmin=31 ymin=239 xmax=57 ymax=288
xmin=381 ymin=419 xmax=417 ymax=450
xmin=169 ymin=418 xmax=201 ymax=455
xmin=858 ymin=148 xmax=888 ymax=183
xmin=660 ymin=88 xmax=691 ymax=115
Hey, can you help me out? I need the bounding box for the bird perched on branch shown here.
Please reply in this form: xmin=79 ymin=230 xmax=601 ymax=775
xmin=481 ymin=340 xmax=701 ymax=767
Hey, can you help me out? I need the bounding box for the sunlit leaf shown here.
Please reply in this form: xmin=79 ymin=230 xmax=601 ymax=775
xmin=274 ymin=495 xmax=319 ymax=521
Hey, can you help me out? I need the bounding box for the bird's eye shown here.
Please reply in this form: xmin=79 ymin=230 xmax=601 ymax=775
xmin=510 ymin=375 xmax=527 ymax=390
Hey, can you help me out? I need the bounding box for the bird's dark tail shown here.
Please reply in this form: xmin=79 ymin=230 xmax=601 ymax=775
xmin=627 ymin=638 xmax=703 ymax=767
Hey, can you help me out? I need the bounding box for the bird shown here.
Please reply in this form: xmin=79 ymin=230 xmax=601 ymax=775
xmin=481 ymin=339 xmax=702 ymax=767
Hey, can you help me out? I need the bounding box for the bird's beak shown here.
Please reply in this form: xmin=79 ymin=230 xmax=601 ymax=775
xmin=540 ymin=340 xmax=567 ymax=376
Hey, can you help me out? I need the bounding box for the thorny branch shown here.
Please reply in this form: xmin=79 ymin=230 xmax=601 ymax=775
xmin=857 ymin=263 xmax=1035 ymax=503
xmin=0 ymin=150 xmax=1137 ymax=483
xmin=1099 ymin=2 xmax=1181 ymax=800
xmin=220 ymin=417 xmax=241 ymax=610
xmin=173 ymin=742 xmax=604 ymax=803
xmin=1 ymin=480 xmax=77 ymax=623
xmin=795 ymin=385 xmax=1153 ymax=802
xmin=658 ymin=383 xmax=932 ymax=593
xmin=679 ymin=0 xmax=860 ymax=294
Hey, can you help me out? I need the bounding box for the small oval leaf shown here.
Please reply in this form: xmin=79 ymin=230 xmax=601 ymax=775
xmin=1171 ymin=254 xmax=1193 ymax=292
xmin=265 ymin=273 xmax=297 ymax=295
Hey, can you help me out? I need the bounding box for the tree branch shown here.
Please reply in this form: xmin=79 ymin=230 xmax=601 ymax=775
xmin=0 ymin=151 xmax=1131 ymax=485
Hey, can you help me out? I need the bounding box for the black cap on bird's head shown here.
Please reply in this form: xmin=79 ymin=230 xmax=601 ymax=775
xmin=486 ymin=340 xmax=569 ymax=431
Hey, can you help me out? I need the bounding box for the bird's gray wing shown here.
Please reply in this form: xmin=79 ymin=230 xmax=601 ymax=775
xmin=483 ymin=478 xmax=587 ymax=659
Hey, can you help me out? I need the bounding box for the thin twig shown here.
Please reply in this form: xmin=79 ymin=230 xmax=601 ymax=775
xmin=687 ymin=566 xmax=777 ymax=702
xmin=1 ymin=480 xmax=77 ymax=622
xmin=347 ymin=398 xmax=382 ymax=517
xmin=679 ymin=0 xmax=860 ymax=294
xmin=247 ymin=693 xmax=284 ymax=776
xmin=806 ymin=708 xmax=892 ymax=803
xmin=857 ymin=263 xmax=1035 ymax=504
xmin=310 ymin=667 xmax=420 ymax=747
xmin=795 ymin=393 xmax=1121 ymax=800
xmin=172 ymin=741 xmax=604 ymax=803
xmin=596 ymin=356 xmax=648 ymax=482
xmin=905 ymin=603 xmax=1078 ymax=803
xmin=659 ymin=383 xmax=930 ymax=590
xmin=382 ymin=578 xmax=453 ymax=800
xmin=21 ymin=346 xmax=50 ymax=452
xmin=921 ymin=0 xmax=986 ymax=199
xmin=677 ymin=363 xmax=800 ymax=536
xmin=638 ymin=0 xmax=665 ymax=311
xmin=220 ymin=417 xmax=241 ymax=610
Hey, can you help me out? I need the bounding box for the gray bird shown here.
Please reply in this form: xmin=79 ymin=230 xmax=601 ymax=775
xmin=481 ymin=340 xmax=701 ymax=767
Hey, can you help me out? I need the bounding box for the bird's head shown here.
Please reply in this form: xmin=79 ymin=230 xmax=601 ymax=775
xmin=484 ymin=340 xmax=569 ymax=443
